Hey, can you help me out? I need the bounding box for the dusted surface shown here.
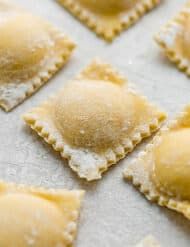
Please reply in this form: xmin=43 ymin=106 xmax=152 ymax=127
xmin=0 ymin=0 xmax=190 ymax=246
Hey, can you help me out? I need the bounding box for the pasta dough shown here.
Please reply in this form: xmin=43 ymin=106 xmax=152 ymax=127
xmin=0 ymin=1 xmax=75 ymax=111
xmin=124 ymin=105 xmax=190 ymax=220
xmin=0 ymin=181 xmax=84 ymax=246
xmin=58 ymin=0 xmax=160 ymax=41
xmin=23 ymin=59 xmax=166 ymax=181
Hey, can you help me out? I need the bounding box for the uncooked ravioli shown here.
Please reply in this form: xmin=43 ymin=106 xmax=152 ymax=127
xmin=124 ymin=105 xmax=190 ymax=220
xmin=0 ymin=181 xmax=84 ymax=247
xmin=23 ymin=59 xmax=166 ymax=181
xmin=155 ymin=2 xmax=190 ymax=77
xmin=57 ymin=0 xmax=160 ymax=41
xmin=0 ymin=0 xmax=75 ymax=111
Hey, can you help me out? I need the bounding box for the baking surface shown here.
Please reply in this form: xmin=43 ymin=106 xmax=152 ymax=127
xmin=0 ymin=0 xmax=190 ymax=246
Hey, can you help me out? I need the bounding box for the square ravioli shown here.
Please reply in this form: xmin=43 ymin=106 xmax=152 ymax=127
xmin=135 ymin=236 xmax=160 ymax=247
xmin=155 ymin=2 xmax=190 ymax=76
xmin=0 ymin=181 xmax=84 ymax=247
xmin=23 ymin=59 xmax=166 ymax=181
xmin=0 ymin=1 xmax=75 ymax=112
xmin=124 ymin=105 xmax=190 ymax=220
xmin=57 ymin=0 xmax=160 ymax=41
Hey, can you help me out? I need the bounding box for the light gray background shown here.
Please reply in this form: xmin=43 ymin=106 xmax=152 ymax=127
xmin=0 ymin=0 xmax=190 ymax=246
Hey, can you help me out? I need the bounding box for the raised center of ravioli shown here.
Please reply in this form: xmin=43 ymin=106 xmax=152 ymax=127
xmin=153 ymin=128 xmax=190 ymax=200
xmin=0 ymin=14 xmax=52 ymax=83
xmin=78 ymin=0 xmax=138 ymax=14
xmin=0 ymin=193 xmax=67 ymax=246
xmin=54 ymin=80 xmax=143 ymax=152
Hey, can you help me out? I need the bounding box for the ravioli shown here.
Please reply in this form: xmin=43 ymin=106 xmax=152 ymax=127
xmin=155 ymin=2 xmax=190 ymax=76
xmin=0 ymin=181 xmax=84 ymax=247
xmin=23 ymin=59 xmax=166 ymax=181
xmin=57 ymin=0 xmax=160 ymax=41
xmin=135 ymin=236 xmax=160 ymax=247
xmin=124 ymin=105 xmax=190 ymax=220
xmin=0 ymin=1 xmax=75 ymax=111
